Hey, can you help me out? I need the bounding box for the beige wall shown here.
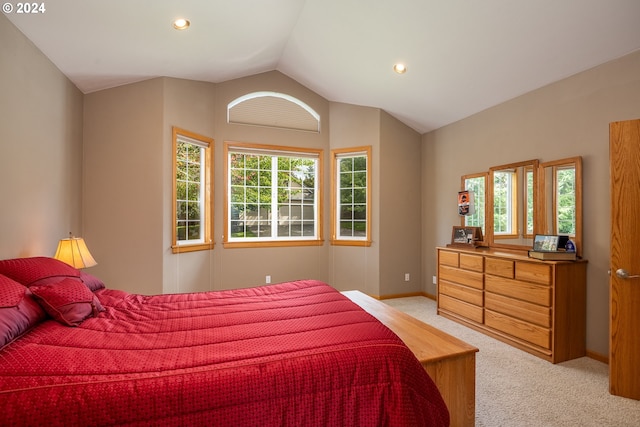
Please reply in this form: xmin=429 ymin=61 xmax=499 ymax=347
xmin=161 ymin=78 xmax=218 ymax=294
xmin=209 ymin=72 xmax=333 ymax=292
xmin=379 ymin=111 xmax=423 ymax=296
xmin=82 ymin=72 xmax=334 ymax=294
xmin=83 ymin=79 xmax=165 ymax=294
xmin=0 ymin=15 xmax=83 ymax=259
xmin=329 ymin=103 xmax=380 ymax=295
xmin=422 ymin=50 xmax=640 ymax=357
xmin=81 ymin=71 xmax=421 ymax=297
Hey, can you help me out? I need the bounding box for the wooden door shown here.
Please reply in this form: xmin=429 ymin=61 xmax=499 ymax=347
xmin=610 ymin=119 xmax=640 ymax=399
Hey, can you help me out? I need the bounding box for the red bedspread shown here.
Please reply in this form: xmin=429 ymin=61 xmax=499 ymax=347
xmin=0 ymin=280 xmax=448 ymax=426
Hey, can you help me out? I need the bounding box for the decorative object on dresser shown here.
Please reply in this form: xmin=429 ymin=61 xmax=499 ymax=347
xmin=527 ymin=250 xmax=576 ymax=261
xmin=437 ymin=246 xmax=587 ymax=363
xmin=448 ymin=226 xmax=484 ymax=249
xmin=457 ymin=190 xmax=474 ymax=216
xmin=533 ymin=234 xmax=562 ymax=251
xmin=528 ymin=235 xmax=577 ymax=260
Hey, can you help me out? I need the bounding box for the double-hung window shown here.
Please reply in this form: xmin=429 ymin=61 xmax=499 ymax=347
xmin=172 ymin=127 xmax=213 ymax=253
xmin=224 ymin=142 xmax=323 ymax=247
xmin=331 ymin=146 xmax=371 ymax=246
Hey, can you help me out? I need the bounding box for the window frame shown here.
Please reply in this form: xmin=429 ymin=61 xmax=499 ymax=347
xmin=330 ymin=146 xmax=372 ymax=247
xmin=223 ymin=141 xmax=324 ymax=248
xmin=171 ymin=127 xmax=214 ymax=254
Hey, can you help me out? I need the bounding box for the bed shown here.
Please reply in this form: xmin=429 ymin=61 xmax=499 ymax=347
xmin=0 ymin=257 xmax=449 ymax=426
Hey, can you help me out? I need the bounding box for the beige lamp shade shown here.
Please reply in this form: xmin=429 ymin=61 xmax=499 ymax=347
xmin=54 ymin=235 xmax=97 ymax=269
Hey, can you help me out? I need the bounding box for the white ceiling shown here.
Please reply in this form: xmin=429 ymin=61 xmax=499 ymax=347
xmin=6 ymin=0 xmax=640 ymax=133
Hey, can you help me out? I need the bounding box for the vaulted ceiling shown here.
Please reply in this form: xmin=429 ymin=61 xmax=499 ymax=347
xmin=6 ymin=0 xmax=640 ymax=133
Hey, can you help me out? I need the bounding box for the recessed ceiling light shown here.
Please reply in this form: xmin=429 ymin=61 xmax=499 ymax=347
xmin=173 ymin=18 xmax=190 ymax=30
xmin=393 ymin=63 xmax=407 ymax=74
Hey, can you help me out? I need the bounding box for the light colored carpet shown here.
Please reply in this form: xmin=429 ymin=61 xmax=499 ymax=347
xmin=383 ymin=296 xmax=640 ymax=427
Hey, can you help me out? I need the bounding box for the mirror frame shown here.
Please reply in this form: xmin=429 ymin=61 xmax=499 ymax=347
xmin=538 ymin=156 xmax=583 ymax=257
xmin=460 ymin=156 xmax=582 ymax=255
xmin=487 ymin=159 xmax=539 ymax=251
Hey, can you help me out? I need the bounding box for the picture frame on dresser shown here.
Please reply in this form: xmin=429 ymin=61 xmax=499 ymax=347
xmin=449 ymin=226 xmax=483 ymax=248
xmin=533 ymin=234 xmax=559 ymax=251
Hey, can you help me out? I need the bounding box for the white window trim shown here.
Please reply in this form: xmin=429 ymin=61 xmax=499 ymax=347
xmin=171 ymin=127 xmax=214 ymax=253
xmin=224 ymin=142 xmax=323 ymax=248
xmin=331 ymin=146 xmax=372 ymax=247
xmin=228 ymin=91 xmax=320 ymax=122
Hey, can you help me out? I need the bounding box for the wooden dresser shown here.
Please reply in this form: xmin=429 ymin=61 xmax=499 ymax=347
xmin=437 ymin=246 xmax=587 ymax=363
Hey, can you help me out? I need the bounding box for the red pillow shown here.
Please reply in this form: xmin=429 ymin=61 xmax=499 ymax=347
xmin=0 ymin=257 xmax=80 ymax=287
xmin=0 ymin=274 xmax=46 ymax=348
xmin=27 ymin=272 xmax=106 ymax=293
xmin=80 ymin=271 xmax=106 ymax=292
xmin=0 ymin=274 xmax=26 ymax=308
xmin=30 ymin=278 xmax=104 ymax=326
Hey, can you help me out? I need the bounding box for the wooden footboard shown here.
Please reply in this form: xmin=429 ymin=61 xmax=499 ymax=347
xmin=343 ymin=291 xmax=478 ymax=427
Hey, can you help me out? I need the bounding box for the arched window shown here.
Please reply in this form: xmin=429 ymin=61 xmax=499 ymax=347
xmin=227 ymin=91 xmax=320 ymax=132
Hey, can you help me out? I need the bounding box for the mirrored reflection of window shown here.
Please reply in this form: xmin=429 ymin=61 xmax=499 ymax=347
xmin=493 ymin=170 xmax=516 ymax=235
xmin=525 ymin=167 xmax=535 ymax=236
xmin=540 ymin=156 xmax=581 ymax=256
xmin=463 ymin=175 xmax=486 ymax=235
xmin=556 ymin=166 xmax=576 ymax=235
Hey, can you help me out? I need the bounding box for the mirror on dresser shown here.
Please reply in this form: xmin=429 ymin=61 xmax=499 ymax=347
xmin=460 ymin=156 xmax=582 ymax=254
xmin=460 ymin=172 xmax=488 ymax=246
xmin=486 ymin=159 xmax=539 ymax=250
xmin=445 ymin=155 xmax=585 ymax=363
xmin=538 ymin=156 xmax=582 ymax=257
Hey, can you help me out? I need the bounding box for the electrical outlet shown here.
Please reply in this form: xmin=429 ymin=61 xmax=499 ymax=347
xmin=432 ymin=275 xmax=437 ymax=284
xmin=404 ymin=273 xmax=410 ymax=282
xmin=266 ymin=275 xmax=271 ymax=284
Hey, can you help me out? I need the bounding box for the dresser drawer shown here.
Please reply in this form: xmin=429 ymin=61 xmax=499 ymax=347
xmin=485 ymin=257 xmax=514 ymax=278
xmin=485 ymin=292 xmax=551 ymax=327
xmin=460 ymin=253 xmax=484 ymax=272
xmin=439 ymin=279 xmax=483 ymax=306
xmin=439 ymin=250 xmax=459 ymax=267
xmin=515 ymin=261 xmax=552 ymax=285
xmin=439 ymin=265 xmax=484 ymax=290
xmin=439 ymin=294 xmax=484 ymax=323
xmin=485 ymin=275 xmax=551 ymax=306
xmin=485 ymin=309 xmax=550 ymax=349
